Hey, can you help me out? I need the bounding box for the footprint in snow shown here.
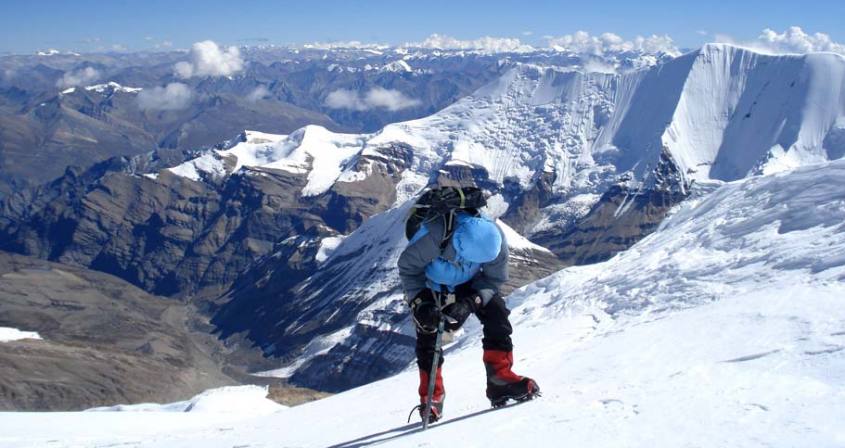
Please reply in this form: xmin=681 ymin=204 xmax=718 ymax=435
xmin=596 ymin=399 xmax=639 ymax=416
xmin=721 ymin=349 xmax=781 ymax=363
xmin=743 ymin=403 xmax=769 ymax=412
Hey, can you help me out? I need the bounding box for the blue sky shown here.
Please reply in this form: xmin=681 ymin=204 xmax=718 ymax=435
xmin=1 ymin=0 xmax=843 ymax=54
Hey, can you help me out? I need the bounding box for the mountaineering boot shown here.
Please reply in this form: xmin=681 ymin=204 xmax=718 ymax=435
xmin=417 ymin=367 xmax=445 ymax=423
xmin=483 ymin=350 xmax=540 ymax=407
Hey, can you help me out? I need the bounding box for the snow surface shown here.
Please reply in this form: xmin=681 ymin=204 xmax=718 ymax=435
xmin=0 ymin=327 xmax=41 ymax=342
xmin=167 ymin=126 xmax=363 ymax=196
xmin=315 ymin=235 xmax=346 ymax=263
xmin=4 ymin=159 xmax=844 ymax=447
xmin=84 ymin=81 xmax=143 ymax=94
xmin=252 ymin=326 xmax=354 ymax=379
xmin=85 ymin=386 xmax=285 ymax=414
xmin=59 ymin=82 xmax=143 ymax=96
xmin=497 ymin=219 xmax=552 ymax=253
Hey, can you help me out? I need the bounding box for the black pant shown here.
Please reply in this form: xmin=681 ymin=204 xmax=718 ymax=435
xmin=416 ymin=284 xmax=513 ymax=373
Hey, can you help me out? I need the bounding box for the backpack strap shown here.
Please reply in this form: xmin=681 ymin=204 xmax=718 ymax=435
xmin=440 ymin=210 xmax=455 ymax=250
xmin=437 ymin=207 xmax=480 ymax=251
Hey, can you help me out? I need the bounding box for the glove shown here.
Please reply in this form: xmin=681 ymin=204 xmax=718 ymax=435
xmin=409 ymin=290 xmax=440 ymax=333
xmin=442 ymin=294 xmax=482 ymax=331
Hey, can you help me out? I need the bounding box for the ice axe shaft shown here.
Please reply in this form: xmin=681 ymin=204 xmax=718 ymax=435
xmin=422 ymin=290 xmax=445 ymax=430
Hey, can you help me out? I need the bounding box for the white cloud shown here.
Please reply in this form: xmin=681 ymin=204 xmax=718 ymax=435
xmin=409 ymin=34 xmax=535 ymax=53
xmin=174 ymin=40 xmax=244 ymax=78
xmin=325 ymin=87 xmax=421 ymax=111
xmin=545 ymin=31 xmax=680 ymax=57
xmin=137 ymin=83 xmax=193 ymax=111
xmin=364 ymin=87 xmax=422 ymax=110
xmin=325 ymin=89 xmax=360 ymax=109
xmin=716 ymin=26 xmax=845 ymax=56
xmin=303 ymin=41 xmax=389 ymax=50
xmin=246 ymin=85 xmax=271 ymax=102
xmin=150 ymin=39 xmax=174 ymax=50
xmin=581 ymin=58 xmax=618 ymax=74
xmin=56 ymin=67 xmax=100 ymax=88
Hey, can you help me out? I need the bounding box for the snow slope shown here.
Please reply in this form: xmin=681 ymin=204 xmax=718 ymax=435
xmin=85 ymin=386 xmax=285 ymax=414
xmin=4 ymin=159 xmax=843 ymax=447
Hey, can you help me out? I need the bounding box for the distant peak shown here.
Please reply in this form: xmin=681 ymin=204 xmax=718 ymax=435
xmin=241 ymin=130 xmax=286 ymax=144
xmin=698 ymin=41 xmax=845 ymax=60
xmin=697 ymin=42 xmax=753 ymax=56
xmin=84 ymin=82 xmax=143 ymax=94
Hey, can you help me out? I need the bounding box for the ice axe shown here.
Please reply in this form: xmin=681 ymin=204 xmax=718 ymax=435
xmin=422 ymin=290 xmax=456 ymax=429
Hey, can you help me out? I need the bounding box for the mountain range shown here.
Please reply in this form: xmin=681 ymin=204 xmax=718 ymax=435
xmin=0 ymin=42 xmax=843 ymax=407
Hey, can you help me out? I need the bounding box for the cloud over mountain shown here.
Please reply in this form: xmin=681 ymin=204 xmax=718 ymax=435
xmin=174 ymin=40 xmax=244 ymax=78
xmin=717 ymin=26 xmax=845 ymax=56
xmin=545 ymin=31 xmax=680 ymax=57
xmin=325 ymin=87 xmax=421 ymax=111
xmin=245 ymin=85 xmax=271 ymax=102
xmin=402 ymin=31 xmax=680 ymax=57
xmin=136 ymin=82 xmax=193 ymax=111
xmin=410 ymin=34 xmax=535 ymax=53
xmin=56 ymin=67 xmax=100 ymax=88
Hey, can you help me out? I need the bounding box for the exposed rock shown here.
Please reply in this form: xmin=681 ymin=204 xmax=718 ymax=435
xmin=0 ymin=251 xmax=234 ymax=411
xmin=535 ymin=185 xmax=686 ymax=265
xmin=0 ymin=141 xmax=409 ymax=297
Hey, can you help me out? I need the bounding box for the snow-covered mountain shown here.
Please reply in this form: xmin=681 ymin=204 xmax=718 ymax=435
xmin=169 ymin=43 xmax=845 ymax=236
xmin=4 ymin=157 xmax=843 ymax=447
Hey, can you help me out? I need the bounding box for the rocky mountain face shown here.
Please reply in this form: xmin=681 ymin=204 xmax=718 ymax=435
xmin=0 ymin=131 xmax=407 ymax=297
xmin=1 ymin=44 xmax=843 ymax=394
xmin=0 ymin=251 xmax=235 ymax=411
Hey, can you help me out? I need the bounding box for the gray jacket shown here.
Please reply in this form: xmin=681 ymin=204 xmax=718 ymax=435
xmin=397 ymin=216 xmax=509 ymax=305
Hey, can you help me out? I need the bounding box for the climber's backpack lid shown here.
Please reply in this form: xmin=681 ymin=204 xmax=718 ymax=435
xmin=404 ymin=186 xmax=487 ymax=244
